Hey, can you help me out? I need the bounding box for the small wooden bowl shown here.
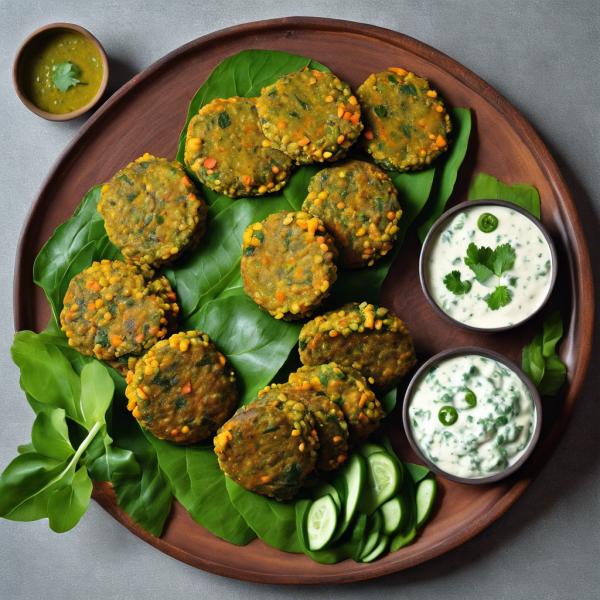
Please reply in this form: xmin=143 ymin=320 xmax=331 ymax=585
xmin=419 ymin=199 xmax=558 ymax=333
xmin=13 ymin=23 xmax=109 ymax=121
xmin=402 ymin=347 xmax=543 ymax=485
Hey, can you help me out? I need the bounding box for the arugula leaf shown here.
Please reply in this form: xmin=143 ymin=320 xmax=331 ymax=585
xmin=537 ymin=354 xmax=567 ymax=397
xmin=522 ymin=334 xmax=545 ymax=386
xmin=469 ymin=173 xmax=541 ymax=219
xmin=485 ymin=286 xmax=512 ymax=310
xmin=443 ymin=271 xmax=472 ymax=295
xmin=542 ymin=310 xmax=563 ymax=357
xmin=464 ymin=243 xmax=495 ymax=283
xmin=492 ymin=243 xmax=516 ymax=276
xmin=31 ymin=409 xmax=74 ymax=461
xmin=52 ymin=62 xmax=82 ymax=93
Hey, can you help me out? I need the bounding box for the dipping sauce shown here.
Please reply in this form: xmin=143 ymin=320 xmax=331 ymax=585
xmin=18 ymin=30 xmax=104 ymax=114
xmin=424 ymin=204 xmax=553 ymax=329
xmin=408 ymin=354 xmax=536 ymax=479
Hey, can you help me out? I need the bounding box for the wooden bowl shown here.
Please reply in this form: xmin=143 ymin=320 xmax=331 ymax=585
xmin=12 ymin=22 xmax=109 ymax=121
xmin=402 ymin=346 xmax=543 ymax=485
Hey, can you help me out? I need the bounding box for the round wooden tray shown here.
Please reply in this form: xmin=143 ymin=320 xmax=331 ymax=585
xmin=13 ymin=17 xmax=593 ymax=585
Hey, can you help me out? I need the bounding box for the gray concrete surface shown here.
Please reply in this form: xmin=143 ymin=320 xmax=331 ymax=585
xmin=1 ymin=1 xmax=598 ymax=598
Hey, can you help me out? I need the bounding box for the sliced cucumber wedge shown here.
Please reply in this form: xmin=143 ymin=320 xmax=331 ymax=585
xmin=312 ymin=479 xmax=342 ymax=512
xmin=331 ymin=452 xmax=366 ymax=541
xmin=390 ymin=526 xmax=416 ymax=551
xmin=367 ymin=509 xmax=383 ymax=534
xmin=358 ymin=531 xmax=380 ymax=561
xmin=415 ymin=476 xmax=437 ymax=529
xmin=356 ymin=442 xmax=386 ymax=458
xmin=359 ymin=452 xmax=402 ymax=515
xmin=380 ymin=495 xmax=407 ymax=535
xmin=361 ymin=534 xmax=389 ymax=562
xmin=307 ymin=495 xmax=338 ymax=551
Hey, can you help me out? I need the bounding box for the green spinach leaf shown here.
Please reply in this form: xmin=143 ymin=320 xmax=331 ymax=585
xmin=469 ymin=173 xmax=541 ymax=219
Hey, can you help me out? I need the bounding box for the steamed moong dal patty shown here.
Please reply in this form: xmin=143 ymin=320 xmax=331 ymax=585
xmin=261 ymin=383 xmax=349 ymax=471
xmin=98 ymin=154 xmax=207 ymax=268
xmin=302 ymin=160 xmax=402 ymax=268
xmin=256 ymin=67 xmax=363 ymax=165
xmin=241 ymin=211 xmax=338 ymax=320
xmin=125 ymin=331 xmax=238 ymax=444
xmin=184 ymin=97 xmax=293 ymax=198
xmin=289 ymin=363 xmax=384 ymax=445
xmin=298 ymin=302 xmax=417 ymax=390
xmin=214 ymin=392 xmax=319 ymax=500
xmin=357 ymin=68 xmax=452 ymax=172
xmin=60 ymin=260 xmax=178 ymax=375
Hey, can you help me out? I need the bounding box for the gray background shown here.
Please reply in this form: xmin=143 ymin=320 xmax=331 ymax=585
xmin=0 ymin=0 xmax=598 ymax=598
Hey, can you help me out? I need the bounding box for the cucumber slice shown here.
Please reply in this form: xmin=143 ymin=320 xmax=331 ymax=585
xmin=358 ymin=531 xmax=380 ymax=561
xmin=356 ymin=442 xmax=386 ymax=457
xmin=361 ymin=534 xmax=389 ymax=562
xmin=312 ymin=480 xmax=342 ymax=512
xmin=380 ymin=495 xmax=407 ymax=535
xmin=331 ymin=452 xmax=366 ymax=541
xmin=390 ymin=526 xmax=416 ymax=551
xmin=307 ymin=495 xmax=338 ymax=551
xmin=348 ymin=512 xmax=368 ymax=561
xmin=415 ymin=476 xmax=437 ymax=528
xmin=359 ymin=452 xmax=402 ymax=515
xmin=367 ymin=509 xmax=383 ymax=534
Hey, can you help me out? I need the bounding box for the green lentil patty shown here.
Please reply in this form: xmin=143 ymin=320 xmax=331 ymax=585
xmin=214 ymin=392 xmax=319 ymax=500
xmin=303 ymin=160 xmax=402 ymax=268
xmin=356 ymin=68 xmax=452 ymax=172
xmin=298 ymin=302 xmax=417 ymax=390
xmin=264 ymin=383 xmax=349 ymax=471
xmin=289 ymin=363 xmax=385 ymax=444
xmin=256 ymin=67 xmax=363 ymax=165
xmin=184 ymin=97 xmax=293 ymax=198
xmin=241 ymin=211 xmax=338 ymax=320
xmin=60 ymin=260 xmax=178 ymax=375
xmin=126 ymin=331 xmax=238 ymax=444
xmin=98 ymin=153 xmax=207 ymax=268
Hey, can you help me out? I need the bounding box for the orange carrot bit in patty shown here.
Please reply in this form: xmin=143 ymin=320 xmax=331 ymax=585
xmin=364 ymin=130 xmax=374 ymax=140
xmin=182 ymin=381 xmax=192 ymax=394
xmin=204 ymin=157 xmax=217 ymax=169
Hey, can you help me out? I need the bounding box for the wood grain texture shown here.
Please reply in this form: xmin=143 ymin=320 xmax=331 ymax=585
xmin=13 ymin=17 xmax=594 ymax=585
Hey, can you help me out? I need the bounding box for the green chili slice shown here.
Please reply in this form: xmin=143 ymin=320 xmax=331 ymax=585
xmin=477 ymin=212 xmax=499 ymax=233
xmin=438 ymin=406 xmax=458 ymax=426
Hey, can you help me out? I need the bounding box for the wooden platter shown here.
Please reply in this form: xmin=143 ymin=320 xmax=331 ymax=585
xmin=13 ymin=17 xmax=593 ymax=584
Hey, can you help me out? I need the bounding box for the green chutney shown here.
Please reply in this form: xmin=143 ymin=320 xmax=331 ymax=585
xmin=19 ymin=30 xmax=104 ymax=114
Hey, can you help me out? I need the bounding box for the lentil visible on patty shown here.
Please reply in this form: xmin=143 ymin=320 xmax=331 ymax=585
xmin=125 ymin=331 xmax=238 ymax=444
xmin=241 ymin=210 xmax=338 ymax=320
xmin=184 ymin=97 xmax=294 ymax=198
xmin=298 ymin=302 xmax=417 ymax=390
xmin=60 ymin=260 xmax=178 ymax=375
xmin=261 ymin=382 xmax=349 ymax=471
xmin=214 ymin=392 xmax=319 ymax=500
xmin=289 ymin=363 xmax=385 ymax=445
xmin=303 ymin=160 xmax=402 ymax=268
xmin=98 ymin=154 xmax=207 ymax=268
xmin=256 ymin=67 xmax=363 ymax=165
xmin=357 ymin=69 xmax=452 ymax=172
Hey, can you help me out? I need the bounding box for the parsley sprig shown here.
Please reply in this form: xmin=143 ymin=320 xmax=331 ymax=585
xmin=52 ymin=61 xmax=83 ymax=93
xmin=443 ymin=242 xmax=516 ymax=310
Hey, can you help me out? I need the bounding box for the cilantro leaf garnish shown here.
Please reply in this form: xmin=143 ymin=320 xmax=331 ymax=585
xmin=486 ymin=286 xmax=512 ymax=310
xmin=492 ymin=243 xmax=516 ymax=276
xmin=464 ymin=242 xmax=495 ymax=282
xmin=443 ymin=271 xmax=472 ymax=295
xmin=52 ymin=62 xmax=82 ymax=93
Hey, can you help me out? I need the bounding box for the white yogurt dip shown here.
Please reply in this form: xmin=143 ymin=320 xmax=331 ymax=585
xmin=408 ymin=354 xmax=536 ymax=479
xmin=424 ymin=204 xmax=553 ymax=329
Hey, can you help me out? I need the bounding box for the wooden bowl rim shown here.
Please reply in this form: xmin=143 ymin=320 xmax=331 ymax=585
xmin=12 ymin=22 xmax=109 ymax=121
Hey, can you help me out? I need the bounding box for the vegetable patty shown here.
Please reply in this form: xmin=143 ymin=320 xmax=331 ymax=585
xmin=303 ymin=160 xmax=402 ymax=267
xmin=298 ymin=302 xmax=417 ymax=390
xmin=257 ymin=67 xmax=363 ymax=164
xmin=98 ymin=154 xmax=207 ymax=268
xmin=214 ymin=391 xmax=319 ymax=500
xmin=60 ymin=260 xmax=178 ymax=375
xmin=184 ymin=97 xmax=294 ymax=198
xmin=357 ymin=69 xmax=452 ymax=172
xmin=126 ymin=331 xmax=238 ymax=444
xmin=241 ymin=211 xmax=338 ymax=320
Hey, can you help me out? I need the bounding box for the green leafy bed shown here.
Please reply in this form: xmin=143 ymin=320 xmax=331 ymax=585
xmin=8 ymin=48 xmax=566 ymax=559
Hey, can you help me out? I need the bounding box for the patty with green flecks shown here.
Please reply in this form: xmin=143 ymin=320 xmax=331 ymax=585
xmin=289 ymin=363 xmax=384 ymax=445
xmin=60 ymin=259 xmax=178 ymax=375
xmin=184 ymin=97 xmax=293 ymax=198
xmin=125 ymin=331 xmax=238 ymax=444
xmin=357 ymin=69 xmax=452 ymax=172
xmin=98 ymin=153 xmax=207 ymax=268
xmin=214 ymin=391 xmax=319 ymax=500
xmin=256 ymin=67 xmax=363 ymax=165
xmin=298 ymin=302 xmax=417 ymax=390
xmin=241 ymin=211 xmax=338 ymax=320
xmin=302 ymin=160 xmax=402 ymax=268
xmin=263 ymin=383 xmax=349 ymax=471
